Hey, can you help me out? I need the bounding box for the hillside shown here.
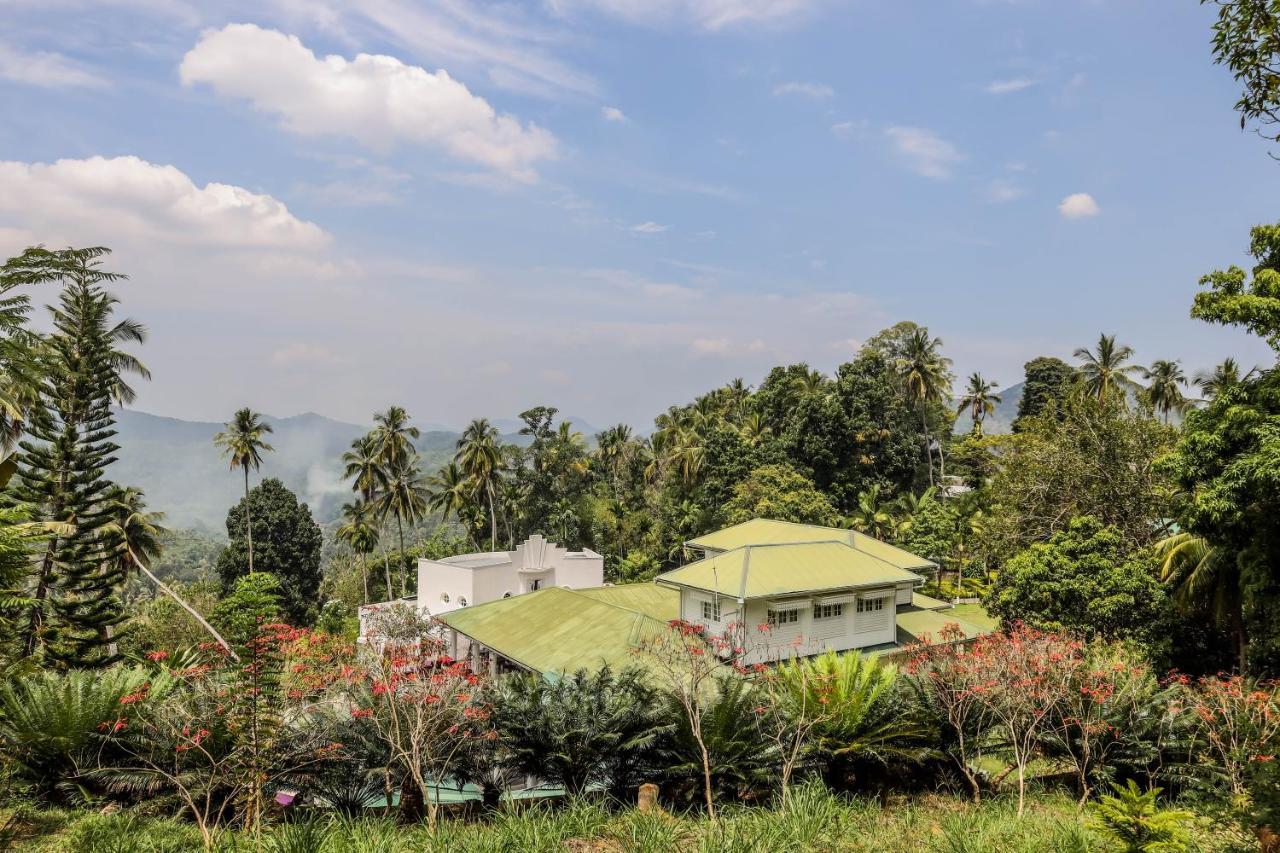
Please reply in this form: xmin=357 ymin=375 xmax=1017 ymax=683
xmin=952 ymin=382 xmax=1023 ymax=435
xmin=110 ymin=410 xmax=596 ymax=529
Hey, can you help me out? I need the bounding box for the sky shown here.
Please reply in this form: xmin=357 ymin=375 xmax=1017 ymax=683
xmin=0 ymin=0 xmax=1277 ymax=431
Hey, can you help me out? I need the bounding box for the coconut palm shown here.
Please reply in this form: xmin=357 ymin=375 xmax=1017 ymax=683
xmin=213 ymin=408 xmax=274 ymax=575
xmin=738 ymin=411 xmax=772 ymax=448
xmin=955 ymin=373 xmax=1001 ymax=436
xmin=1074 ymin=334 xmax=1144 ymax=404
xmin=456 ymin=419 xmax=503 ymax=550
xmin=336 ymin=500 xmax=380 ymax=603
xmin=894 ymin=329 xmax=953 ymax=486
xmin=372 ymin=405 xmax=420 ymax=468
xmin=845 ymin=485 xmax=896 ymax=540
xmin=100 ymin=485 xmax=237 ymax=658
xmin=1155 ymin=532 xmax=1245 ymax=672
xmin=342 ymin=433 xmax=388 ymax=503
xmin=1143 ymin=360 xmax=1188 ymax=423
xmin=374 ymin=455 xmax=429 ymax=598
xmin=1194 ymin=358 xmax=1257 ymax=402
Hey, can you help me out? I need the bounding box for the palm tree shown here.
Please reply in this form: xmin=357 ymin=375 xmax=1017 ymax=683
xmin=213 ymin=408 xmax=274 ymax=575
xmin=894 ymin=329 xmax=953 ymax=486
xmin=372 ymin=405 xmax=420 ymax=468
xmin=1143 ymin=360 xmax=1188 ymax=423
xmin=1155 ymin=532 xmax=1245 ymax=672
xmin=1194 ymin=358 xmax=1257 ymax=402
xmin=101 ymin=485 xmax=236 ymax=658
xmin=1074 ymin=334 xmax=1144 ymax=404
xmin=738 ymin=411 xmax=772 ymax=447
xmin=456 ymin=419 xmax=503 ymax=550
xmin=845 ymin=485 xmax=896 ymax=540
xmin=342 ymin=433 xmax=388 ymax=502
xmin=374 ymin=455 xmax=429 ymax=598
xmin=955 ymin=373 xmax=1001 ymax=436
xmin=336 ymin=500 xmax=380 ymax=603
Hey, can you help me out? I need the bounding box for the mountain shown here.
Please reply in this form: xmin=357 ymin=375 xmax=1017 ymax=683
xmin=110 ymin=410 xmax=530 ymax=529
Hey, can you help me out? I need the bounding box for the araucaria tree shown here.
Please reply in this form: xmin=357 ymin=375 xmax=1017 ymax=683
xmin=6 ymin=247 xmax=148 ymax=666
xmin=213 ymin=409 xmax=273 ymax=575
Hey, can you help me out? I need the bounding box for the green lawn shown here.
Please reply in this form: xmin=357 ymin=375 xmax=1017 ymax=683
xmin=950 ymin=603 xmax=1000 ymax=631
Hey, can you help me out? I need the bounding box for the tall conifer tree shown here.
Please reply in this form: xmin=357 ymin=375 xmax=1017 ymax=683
xmin=4 ymin=247 xmax=147 ymax=666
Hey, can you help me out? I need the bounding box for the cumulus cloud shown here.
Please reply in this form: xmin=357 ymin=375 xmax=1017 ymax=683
xmin=601 ymin=105 xmax=628 ymax=122
xmin=0 ymin=155 xmax=328 ymax=249
xmin=985 ymin=77 xmax=1036 ymax=95
xmin=884 ymin=126 xmax=964 ymax=179
xmin=1058 ymin=192 xmax=1100 ymax=219
xmin=772 ymin=81 xmax=834 ymax=99
xmin=549 ymin=0 xmax=814 ymax=30
xmin=180 ymin=24 xmax=558 ymax=181
xmin=0 ymin=42 xmax=105 ymax=88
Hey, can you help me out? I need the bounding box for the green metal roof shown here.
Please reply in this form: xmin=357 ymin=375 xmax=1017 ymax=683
xmin=684 ymin=518 xmax=935 ymax=571
xmin=655 ymin=540 xmax=924 ymax=600
xmin=894 ymin=608 xmax=988 ymax=644
xmin=911 ymin=592 xmax=951 ymax=611
xmin=438 ymin=585 xmax=677 ymax=676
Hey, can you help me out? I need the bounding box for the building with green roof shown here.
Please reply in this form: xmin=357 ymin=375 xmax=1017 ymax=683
xmin=439 ymin=519 xmax=988 ymax=677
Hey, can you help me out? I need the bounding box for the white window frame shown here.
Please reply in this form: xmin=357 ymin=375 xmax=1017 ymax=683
xmin=767 ymin=607 xmax=800 ymax=627
xmin=856 ymin=596 xmax=886 ymax=613
xmin=813 ymin=602 xmax=844 ymax=621
xmin=701 ymin=599 xmax=722 ymax=622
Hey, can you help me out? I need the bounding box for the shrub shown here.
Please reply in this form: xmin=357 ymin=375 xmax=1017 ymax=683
xmin=1091 ymin=779 xmax=1194 ymax=853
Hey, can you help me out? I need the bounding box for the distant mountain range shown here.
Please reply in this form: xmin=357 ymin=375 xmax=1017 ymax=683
xmin=110 ymin=409 xmax=598 ymax=530
xmin=953 ymin=382 xmax=1023 ymax=436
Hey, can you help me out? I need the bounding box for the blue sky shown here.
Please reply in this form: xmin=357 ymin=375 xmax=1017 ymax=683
xmin=0 ymin=0 xmax=1276 ymax=429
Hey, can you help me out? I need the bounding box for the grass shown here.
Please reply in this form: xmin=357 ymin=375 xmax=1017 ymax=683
xmin=5 ymin=787 xmax=1247 ymax=853
xmin=949 ymin=603 xmax=999 ymax=631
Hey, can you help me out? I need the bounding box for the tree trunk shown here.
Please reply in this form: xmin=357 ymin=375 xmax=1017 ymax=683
xmin=24 ymin=539 xmax=57 ymax=658
xmin=921 ymin=408 xmax=934 ymax=487
xmin=487 ymin=485 xmax=497 ymax=551
xmin=396 ymin=516 xmax=408 ymax=598
xmin=134 ymin=549 xmax=239 ymax=661
xmin=360 ymin=552 xmax=369 ymax=604
xmin=1233 ymin=600 xmax=1248 ymax=674
xmin=243 ymin=467 xmax=255 ymax=576
xmin=382 ymin=548 xmax=393 ymax=602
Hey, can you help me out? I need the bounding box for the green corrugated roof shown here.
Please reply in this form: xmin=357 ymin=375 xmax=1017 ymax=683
xmin=438 ymin=586 xmax=677 ymax=676
xmin=684 ymin=518 xmax=935 ymax=571
xmin=894 ymin=608 xmax=988 ymax=644
xmin=655 ymin=540 xmax=924 ymax=599
xmin=911 ymin=592 xmax=951 ymax=611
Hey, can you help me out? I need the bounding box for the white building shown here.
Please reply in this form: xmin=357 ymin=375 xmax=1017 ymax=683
xmin=359 ymin=534 xmax=603 ymax=638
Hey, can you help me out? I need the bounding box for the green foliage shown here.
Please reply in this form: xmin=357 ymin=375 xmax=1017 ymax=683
xmin=984 ymin=393 xmax=1174 ymax=561
xmin=723 ymin=463 xmax=837 ymax=526
xmin=612 ymin=550 xmax=661 ymax=583
xmin=658 ymin=676 xmax=775 ymax=800
xmin=0 ymin=666 xmax=159 ymax=797
xmin=898 ymin=493 xmax=960 ymax=566
xmin=1207 ymin=1 xmax=1280 ymax=149
xmin=487 ymin=666 xmax=660 ymax=796
xmin=216 ymin=479 xmax=321 ymax=625
xmin=1091 ymin=780 xmax=1194 ymax=853
xmin=211 ymin=572 xmax=283 ymax=647
xmin=119 ymin=579 xmax=221 ymax=659
xmin=1014 ymin=356 xmax=1075 ymax=430
xmin=986 ymin=516 xmax=1171 ymax=650
xmin=1192 ymin=222 xmax=1280 ymax=350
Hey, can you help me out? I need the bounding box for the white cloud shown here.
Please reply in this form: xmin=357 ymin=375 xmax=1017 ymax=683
xmin=180 ymin=24 xmax=558 ymax=181
xmin=601 ymin=105 xmax=628 ymax=122
xmin=772 ymin=81 xmax=834 ymax=99
xmin=549 ymin=0 xmax=815 ymax=30
xmin=986 ymin=178 xmax=1025 ymax=203
xmin=0 ymin=42 xmax=106 ymax=88
xmin=631 ymin=221 xmax=669 ymax=234
xmin=691 ymin=337 xmax=732 ymax=354
xmin=1058 ymin=192 xmax=1100 ymax=219
xmin=0 ymin=155 xmax=328 ymax=249
xmin=884 ymin=126 xmax=964 ymax=179
xmin=985 ymin=77 xmax=1036 ymax=95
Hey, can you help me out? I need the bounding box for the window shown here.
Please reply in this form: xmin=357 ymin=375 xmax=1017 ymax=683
xmin=531 ymin=579 xmax=542 ymax=591
xmin=502 ymin=592 xmax=512 ymax=599
xmin=813 ymin=602 xmax=844 ymax=620
xmin=458 ymin=597 xmax=468 ymax=607
xmin=767 ymin=608 xmax=800 ymax=626
xmin=440 ymin=593 xmax=450 ymax=603
xmin=701 ymin=600 xmax=722 ymax=622
xmin=856 ymin=597 xmax=885 ymax=613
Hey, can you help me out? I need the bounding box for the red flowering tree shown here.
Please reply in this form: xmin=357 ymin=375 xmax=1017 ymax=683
xmin=1185 ymin=674 xmax=1280 ymax=803
xmin=346 ymin=631 xmax=493 ymax=827
xmin=102 ymin=625 xmax=352 ymax=848
xmin=635 ymin=619 xmax=741 ymax=821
